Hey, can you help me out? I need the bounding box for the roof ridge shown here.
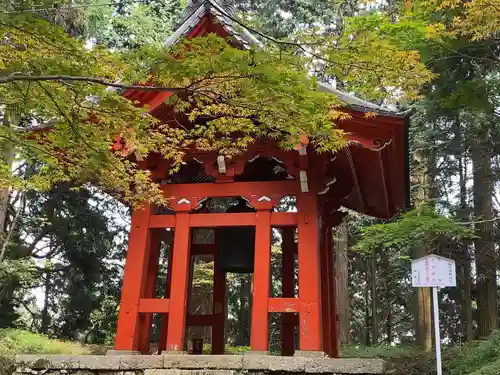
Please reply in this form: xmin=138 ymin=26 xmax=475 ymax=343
xmin=166 ymin=0 xmax=409 ymax=118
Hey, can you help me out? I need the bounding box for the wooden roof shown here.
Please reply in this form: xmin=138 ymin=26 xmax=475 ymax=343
xmin=122 ymin=1 xmax=410 ymax=219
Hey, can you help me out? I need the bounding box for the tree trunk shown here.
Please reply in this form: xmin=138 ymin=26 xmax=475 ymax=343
xmin=412 ymin=148 xmax=433 ymax=352
xmin=471 ymin=131 xmax=498 ymax=338
xmin=334 ymin=222 xmax=350 ymax=344
xmin=40 ymin=270 xmax=51 ymax=334
xmin=370 ymin=250 xmax=378 ymax=345
xmin=364 ymin=260 xmax=371 ymax=346
xmin=458 ymin=153 xmax=474 ymax=341
xmin=0 ymin=106 xmax=15 ymax=262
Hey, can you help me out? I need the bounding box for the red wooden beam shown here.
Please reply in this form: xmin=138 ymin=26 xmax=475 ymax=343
xmin=149 ymin=212 xmax=297 ymax=229
xmin=271 ymin=212 xmax=298 ymax=227
xmin=297 ymin=192 xmax=322 ymax=352
xmin=149 ymin=215 xmax=176 ymax=228
xmin=250 ymin=210 xmax=272 ymax=352
xmin=190 ymin=213 xmax=255 ymax=227
xmin=138 ymin=298 xmax=171 ymax=313
xmin=165 ymin=212 xmax=191 ymax=352
xmin=269 ymin=298 xmax=300 ymax=313
xmin=161 ymin=181 xmax=299 ymax=200
xmin=115 ymin=205 xmax=152 ymax=351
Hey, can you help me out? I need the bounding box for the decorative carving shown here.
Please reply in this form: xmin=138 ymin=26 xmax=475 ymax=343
xmin=371 ymin=138 xmax=392 ymax=151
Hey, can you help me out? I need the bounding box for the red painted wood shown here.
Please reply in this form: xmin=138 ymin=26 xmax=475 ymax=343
xmin=162 ymin=181 xmax=298 ymax=201
xmin=115 ymin=205 xmax=152 ymax=351
xmin=212 ymin=244 xmax=226 ymax=354
xmin=281 ymin=227 xmax=296 ymax=356
xmin=138 ymin=230 xmax=163 ymax=353
xmin=296 ymin=192 xmax=322 ymax=352
xmin=269 ymin=298 xmax=299 ymax=313
xmin=271 ymin=213 xmax=298 ymax=227
xmin=190 ymin=213 xmax=255 ymax=227
xmin=139 ymin=298 xmax=170 ymax=313
xmin=148 ymin=213 xmax=298 ymax=229
xmin=250 ymin=210 xmax=271 ymax=352
xmin=165 ymin=212 xmax=191 ymax=352
xmin=149 ymin=215 xmax=176 ymax=228
xmin=158 ymin=237 xmax=174 ymax=353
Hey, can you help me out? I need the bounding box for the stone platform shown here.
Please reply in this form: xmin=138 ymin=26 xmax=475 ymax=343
xmin=14 ymin=355 xmax=391 ymax=375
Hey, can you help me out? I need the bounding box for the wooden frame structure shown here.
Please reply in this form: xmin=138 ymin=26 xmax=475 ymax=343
xmin=113 ymin=0 xmax=410 ymax=358
xmin=114 ymin=153 xmax=346 ymax=356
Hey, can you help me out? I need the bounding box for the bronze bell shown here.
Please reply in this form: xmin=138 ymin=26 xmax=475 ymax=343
xmin=217 ymin=226 xmax=255 ymax=273
xmin=217 ymin=199 xmax=256 ymax=273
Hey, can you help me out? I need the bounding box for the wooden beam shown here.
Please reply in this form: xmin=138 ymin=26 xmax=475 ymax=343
xmin=190 ymin=213 xmax=255 ymax=227
xmin=250 ymin=210 xmax=272 ymax=352
xmin=139 ymin=298 xmax=170 ymax=313
xmin=115 ymin=205 xmax=152 ymax=351
xmin=149 ymin=212 xmax=296 ymax=229
xmin=162 ymin=181 xmax=298 ymax=200
xmin=165 ymin=212 xmax=191 ymax=352
xmin=297 ymin=192 xmax=322 ymax=351
xmin=271 ymin=212 xmax=298 ymax=226
xmin=269 ymin=298 xmax=300 ymax=313
xmin=281 ymin=227 xmax=297 ymax=355
xmin=149 ymin=215 xmax=176 ymax=228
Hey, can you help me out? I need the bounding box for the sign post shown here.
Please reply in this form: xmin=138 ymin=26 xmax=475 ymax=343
xmin=411 ymin=255 xmax=456 ymax=375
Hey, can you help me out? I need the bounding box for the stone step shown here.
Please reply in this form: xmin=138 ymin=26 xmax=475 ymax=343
xmin=14 ymin=355 xmax=391 ymax=375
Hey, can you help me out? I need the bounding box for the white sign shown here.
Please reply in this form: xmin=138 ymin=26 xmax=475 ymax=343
xmin=411 ymin=255 xmax=456 ymax=375
xmin=411 ymin=254 xmax=456 ymax=288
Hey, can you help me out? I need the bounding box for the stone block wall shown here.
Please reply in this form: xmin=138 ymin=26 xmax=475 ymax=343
xmin=14 ymin=355 xmax=391 ymax=375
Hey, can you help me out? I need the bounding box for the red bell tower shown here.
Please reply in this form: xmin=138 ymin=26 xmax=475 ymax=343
xmin=113 ymin=0 xmax=410 ymax=357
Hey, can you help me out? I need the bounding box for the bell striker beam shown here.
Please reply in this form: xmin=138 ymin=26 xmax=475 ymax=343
xmin=165 ymin=208 xmax=192 ymax=352
xmin=281 ymin=227 xmax=296 ymax=356
xmin=115 ymin=204 xmax=153 ymax=352
xmin=296 ymin=188 xmax=322 ymax=352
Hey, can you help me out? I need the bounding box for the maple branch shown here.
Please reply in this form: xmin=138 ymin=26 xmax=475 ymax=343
xmin=0 ymin=74 xmax=188 ymax=92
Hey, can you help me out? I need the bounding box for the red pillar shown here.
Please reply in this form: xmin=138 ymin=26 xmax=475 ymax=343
xmin=138 ymin=230 xmax=162 ymax=353
xmin=296 ymin=193 xmax=322 ymax=352
xmin=250 ymin=210 xmax=271 ymax=352
xmin=165 ymin=212 xmax=191 ymax=352
xmin=320 ymin=217 xmax=332 ymax=356
xmin=281 ymin=227 xmax=296 ymax=356
xmin=158 ymin=234 xmax=174 ymax=353
xmin=115 ymin=204 xmax=152 ymax=351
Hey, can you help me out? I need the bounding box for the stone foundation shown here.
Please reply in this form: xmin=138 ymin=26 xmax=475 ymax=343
xmin=14 ymin=355 xmax=391 ymax=375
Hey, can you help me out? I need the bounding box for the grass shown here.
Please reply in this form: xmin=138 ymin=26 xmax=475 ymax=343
xmin=0 ymin=329 xmax=90 ymax=357
xmin=342 ymin=331 xmax=500 ymax=375
xmin=0 ymin=329 xmax=89 ymax=375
